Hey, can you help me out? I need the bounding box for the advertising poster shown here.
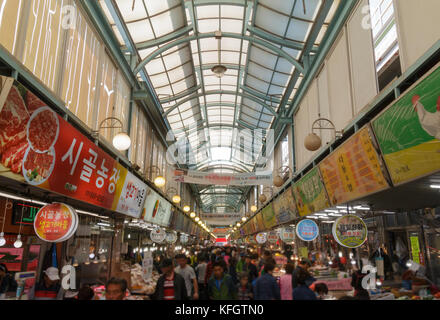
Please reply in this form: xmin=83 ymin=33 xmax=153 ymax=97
xmin=272 ymin=186 xmax=297 ymax=225
xmin=319 ymin=126 xmax=389 ymax=206
xmin=262 ymin=203 xmax=277 ymax=229
xmin=140 ymin=185 xmax=172 ymax=227
xmin=292 ymin=167 xmax=330 ymax=217
xmin=372 ymin=65 xmax=440 ymax=185
xmin=255 ymin=232 xmax=267 ymax=244
xmin=0 ymin=81 xmax=147 ymax=218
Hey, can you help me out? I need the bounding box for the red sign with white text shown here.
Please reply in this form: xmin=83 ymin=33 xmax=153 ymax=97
xmin=0 ymin=82 xmax=147 ymax=217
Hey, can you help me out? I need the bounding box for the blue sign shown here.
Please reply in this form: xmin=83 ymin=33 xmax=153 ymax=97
xmin=296 ymin=219 xmax=319 ymax=242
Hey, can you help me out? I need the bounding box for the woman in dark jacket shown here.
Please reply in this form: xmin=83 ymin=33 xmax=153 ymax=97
xmin=292 ymin=268 xmax=317 ymax=300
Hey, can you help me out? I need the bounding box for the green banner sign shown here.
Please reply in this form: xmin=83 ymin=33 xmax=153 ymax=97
xmin=372 ymin=65 xmax=440 ymax=185
xmin=292 ymin=167 xmax=330 ymax=217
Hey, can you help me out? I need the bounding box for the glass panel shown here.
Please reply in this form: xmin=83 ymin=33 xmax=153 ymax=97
xmin=0 ymin=0 xmax=23 ymax=54
xmin=62 ymin=8 xmax=102 ymax=129
xmin=21 ymin=0 xmax=67 ymax=92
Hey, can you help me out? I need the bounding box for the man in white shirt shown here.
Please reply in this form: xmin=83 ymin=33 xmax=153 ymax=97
xmin=175 ymin=254 xmax=199 ymax=300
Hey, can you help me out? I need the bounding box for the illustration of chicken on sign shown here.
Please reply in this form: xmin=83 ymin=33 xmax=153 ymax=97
xmin=372 ymin=65 xmax=440 ymax=185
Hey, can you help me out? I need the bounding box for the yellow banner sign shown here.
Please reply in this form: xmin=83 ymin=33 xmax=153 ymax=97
xmin=319 ymin=126 xmax=389 ymax=206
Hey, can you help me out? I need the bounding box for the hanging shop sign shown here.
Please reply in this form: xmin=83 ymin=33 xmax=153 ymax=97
xmin=272 ymin=186 xmax=298 ymax=225
xmin=180 ymin=233 xmax=189 ymax=244
xmin=0 ymin=82 xmax=147 ymax=218
xmin=255 ymin=232 xmax=267 ymax=244
xmin=140 ymin=185 xmax=172 ymax=227
xmin=296 ymin=219 xmax=319 ymax=242
xmin=280 ymin=226 xmax=295 ymax=243
xmin=319 ymin=126 xmax=389 ymax=206
xmin=371 ymin=65 xmax=440 ymax=185
xmin=409 ymin=233 xmax=424 ymax=265
xmin=142 ymin=251 xmax=154 ymax=282
xmin=33 ymin=203 xmax=78 ymax=242
xmin=173 ymin=169 xmax=273 ymax=186
xmin=255 ymin=213 xmax=265 ymax=233
xmin=262 ymin=203 xmax=277 ymax=229
xmin=332 ymin=215 xmax=367 ymax=248
xmin=292 ymin=167 xmax=330 ymax=217
xmin=150 ymin=227 xmax=166 ymax=243
xmin=267 ymin=231 xmax=279 ymax=244
xmin=165 ymin=231 xmax=178 ymax=244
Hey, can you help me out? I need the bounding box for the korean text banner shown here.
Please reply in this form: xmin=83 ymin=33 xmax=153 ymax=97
xmin=140 ymin=185 xmax=172 ymax=227
xmin=173 ymin=169 xmax=273 ymax=186
xmin=319 ymin=126 xmax=389 ymax=206
xmin=0 ymin=82 xmax=147 ymax=218
xmin=372 ymin=65 xmax=440 ymax=185
xmin=262 ymin=203 xmax=277 ymax=229
xmin=292 ymin=167 xmax=330 ymax=217
xmin=272 ymin=186 xmax=297 ymax=225
xmin=256 ymin=212 xmax=265 ymax=232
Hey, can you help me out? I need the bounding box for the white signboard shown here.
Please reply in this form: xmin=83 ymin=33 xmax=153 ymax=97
xmin=173 ymin=169 xmax=273 ymax=186
xmin=150 ymin=227 xmax=166 ymax=243
xmin=166 ymin=231 xmax=178 ymax=244
xmin=116 ymin=171 xmax=148 ymax=218
xmin=280 ymin=227 xmax=295 ymax=243
xmin=256 ymin=232 xmax=267 ymax=244
xmin=180 ymin=233 xmax=189 ymax=244
xmin=142 ymin=251 xmax=154 ymax=281
xmin=141 ymin=185 xmax=172 ymax=227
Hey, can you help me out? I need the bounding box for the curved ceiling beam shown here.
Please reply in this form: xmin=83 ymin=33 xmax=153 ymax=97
xmin=134 ymin=32 xmax=305 ymax=76
xmin=162 ymin=90 xmax=278 ymax=117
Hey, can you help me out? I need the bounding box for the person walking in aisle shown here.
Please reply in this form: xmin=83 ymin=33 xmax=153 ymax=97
xmin=292 ymin=268 xmax=317 ymax=300
xmin=207 ymin=261 xmax=237 ymax=300
xmin=195 ymin=254 xmax=208 ymax=300
xmin=237 ymin=272 xmax=253 ymax=300
xmin=175 ymin=254 xmax=199 ymax=300
xmin=153 ymin=258 xmax=188 ymax=300
xmin=253 ymin=263 xmax=281 ymax=300
xmin=279 ymin=263 xmax=294 ymax=300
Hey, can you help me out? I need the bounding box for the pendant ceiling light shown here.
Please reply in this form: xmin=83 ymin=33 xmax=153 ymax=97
xmin=211 ymin=65 xmax=227 ymax=78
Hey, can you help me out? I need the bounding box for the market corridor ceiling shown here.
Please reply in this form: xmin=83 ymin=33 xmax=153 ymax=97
xmin=98 ymin=0 xmax=342 ymax=213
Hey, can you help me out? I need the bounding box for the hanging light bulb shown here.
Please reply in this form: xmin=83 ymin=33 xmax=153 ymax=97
xmin=172 ymin=195 xmax=181 ymax=204
xmin=0 ymin=232 xmax=6 ymax=247
xmin=183 ymin=205 xmax=191 ymax=213
xmin=195 ymin=217 xmax=200 ymax=222
xmin=338 ymin=251 xmax=343 ymax=258
xmin=241 ymin=216 xmax=247 ymax=222
xmin=89 ymin=252 xmax=95 ymax=259
xmin=14 ymin=234 xmax=22 ymax=248
xmin=250 ymin=205 xmax=258 ymax=213
xmin=190 ymin=212 xmax=196 ymax=219
xmin=84 ymin=257 xmax=91 ymax=265
xmin=154 ymin=176 xmax=166 ymax=188
xmin=0 ymin=200 xmax=8 ymax=247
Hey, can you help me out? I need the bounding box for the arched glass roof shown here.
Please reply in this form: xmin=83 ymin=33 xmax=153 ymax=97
xmin=98 ymin=0 xmax=343 ymax=213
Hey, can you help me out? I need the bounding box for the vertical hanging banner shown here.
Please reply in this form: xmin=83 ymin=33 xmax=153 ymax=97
xmin=319 ymin=126 xmax=389 ymax=206
xmin=372 ymin=65 xmax=440 ymax=185
xmin=272 ymin=186 xmax=298 ymax=225
xmin=0 ymin=82 xmax=147 ymax=218
xmin=262 ymin=203 xmax=277 ymax=229
xmin=255 ymin=212 xmax=265 ymax=232
xmin=292 ymin=167 xmax=330 ymax=217
xmin=173 ymin=169 xmax=273 ymax=186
